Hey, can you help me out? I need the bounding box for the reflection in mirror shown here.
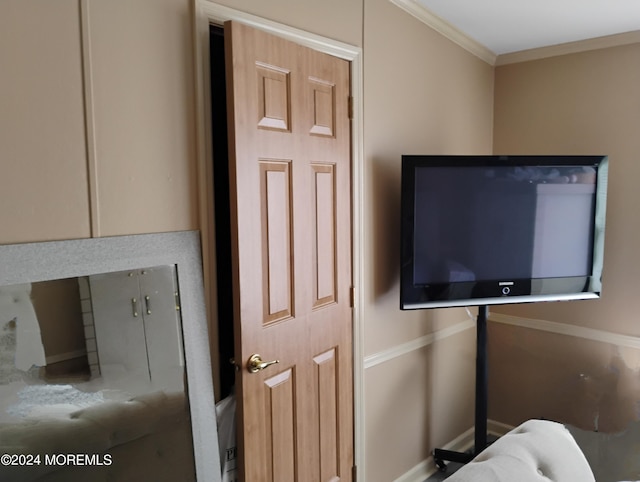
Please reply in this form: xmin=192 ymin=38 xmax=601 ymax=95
xmin=89 ymin=266 xmax=185 ymax=393
xmin=0 ymin=231 xmax=219 ymax=482
xmin=0 ymin=268 xmax=195 ymax=480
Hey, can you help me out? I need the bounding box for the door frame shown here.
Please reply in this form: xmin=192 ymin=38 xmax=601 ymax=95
xmin=192 ymin=0 xmax=366 ymax=477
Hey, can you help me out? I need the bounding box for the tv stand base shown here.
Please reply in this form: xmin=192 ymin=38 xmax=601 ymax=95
xmin=433 ymin=448 xmax=474 ymax=471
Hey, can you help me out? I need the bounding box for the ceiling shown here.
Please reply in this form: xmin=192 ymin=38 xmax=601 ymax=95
xmin=415 ymin=0 xmax=640 ymax=55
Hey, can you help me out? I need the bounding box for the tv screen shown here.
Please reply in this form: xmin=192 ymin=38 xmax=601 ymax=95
xmin=400 ymin=155 xmax=608 ymax=309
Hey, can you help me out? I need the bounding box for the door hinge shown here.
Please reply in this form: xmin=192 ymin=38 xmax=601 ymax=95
xmin=352 ymin=465 xmax=358 ymax=482
xmin=348 ymin=95 xmax=353 ymax=120
xmin=350 ymin=286 xmax=355 ymax=308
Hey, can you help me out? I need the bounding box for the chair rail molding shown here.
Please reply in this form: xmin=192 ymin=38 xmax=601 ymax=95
xmin=364 ymin=317 xmax=475 ymax=369
xmin=489 ymin=312 xmax=640 ymax=350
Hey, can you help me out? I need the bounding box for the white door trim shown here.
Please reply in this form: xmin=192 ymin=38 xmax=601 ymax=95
xmin=192 ymin=1 xmax=366 ymax=477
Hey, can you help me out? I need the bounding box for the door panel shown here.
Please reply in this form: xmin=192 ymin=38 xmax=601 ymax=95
xmin=314 ymin=348 xmax=339 ymax=480
xmin=312 ymin=163 xmax=337 ymax=308
xmin=260 ymin=160 xmax=294 ymax=323
xmin=264 ymin=368 xmax=297 ymax=480
xmin=224 ymin=21 xmax=353 ymax=482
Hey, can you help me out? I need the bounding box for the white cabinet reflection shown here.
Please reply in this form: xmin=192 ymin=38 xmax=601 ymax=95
xmin=90 ymin=266 xmax=184 ymax=391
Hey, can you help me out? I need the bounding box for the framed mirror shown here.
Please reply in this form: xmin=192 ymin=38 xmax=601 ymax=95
xmin=0 ymin=231 xmax=220 ymax=481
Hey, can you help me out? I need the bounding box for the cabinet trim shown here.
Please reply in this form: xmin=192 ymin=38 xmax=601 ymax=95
xmin=80 ymin=0 xmax=100 ymax=237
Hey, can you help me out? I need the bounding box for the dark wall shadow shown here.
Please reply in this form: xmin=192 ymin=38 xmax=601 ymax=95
xmin=371 ymin=156 xmax=402 ymax=300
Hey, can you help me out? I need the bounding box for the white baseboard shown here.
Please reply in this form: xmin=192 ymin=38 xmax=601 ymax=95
xmin=392 ymin=458 xmax=435 ymax=482
xmin=488 ymin=419 xmax=515 ymax=437
xmin=394 ymin=420 xmax=515 ymax=482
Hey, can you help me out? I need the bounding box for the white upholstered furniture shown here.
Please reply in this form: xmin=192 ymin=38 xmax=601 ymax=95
xmin=0 ymin=391 xmax=194 ymax=482
xmin=447 ymin=419 xmax=595 ymax=482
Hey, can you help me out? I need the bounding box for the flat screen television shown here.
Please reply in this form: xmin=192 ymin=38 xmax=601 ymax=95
xmin=400 ymin=155 xmax=608 ymax=309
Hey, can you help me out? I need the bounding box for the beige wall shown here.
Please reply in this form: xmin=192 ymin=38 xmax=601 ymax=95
xmin=366 ymin=328 xmax=476 ymax=481
xmin=488 ymin=322 xmax=640 ymax=433
xmin=362 ymin=0 xmax=494 ymax=479
xmin=88 ymin=0 xmax=199 ymax=236
xmin=0 ymin=0 xmax=90 ymax=244
xmin=32 ymin=279 xmax=85 ymax=359
xmin=492 ymin=43 xmax=640 ymax=432
xmin=1 ymin=0 xmax=493 ymax=480
xmin=0 ymin=0 xmax=200 ymax=244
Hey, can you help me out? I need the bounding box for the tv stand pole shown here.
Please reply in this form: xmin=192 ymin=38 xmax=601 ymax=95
xmin=433 ymin=304 xmax=489 ymax=471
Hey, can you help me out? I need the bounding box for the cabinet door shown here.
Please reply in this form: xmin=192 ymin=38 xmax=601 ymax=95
xmin=137 ymin=266 xmax=184 ymax=389
xmin=90 ymin=271 xmax=150 ymax=380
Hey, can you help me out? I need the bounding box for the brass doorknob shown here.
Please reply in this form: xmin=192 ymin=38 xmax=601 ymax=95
xmin=247 ymin=354 xmax=280 ymax=373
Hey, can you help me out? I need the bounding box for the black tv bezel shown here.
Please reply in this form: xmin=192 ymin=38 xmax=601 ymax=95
xmin=400 ymin=155 xmax=608 ymax=310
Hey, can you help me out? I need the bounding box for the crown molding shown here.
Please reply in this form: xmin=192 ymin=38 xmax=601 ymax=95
xmin=388 ymin=2 xmax=640 ymax=67
xmin=389 ymin=0 xmax=497 ymax=65
xmin=496 ymin=30 xmax=640 ymax=66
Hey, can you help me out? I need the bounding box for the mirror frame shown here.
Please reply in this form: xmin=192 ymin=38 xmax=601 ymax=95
xmin=0 ymin=230 xmax=220 ymax=481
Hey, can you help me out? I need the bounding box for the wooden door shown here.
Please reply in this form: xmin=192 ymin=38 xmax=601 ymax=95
xmin=225 ymin=21 xmax=353 ymax=482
